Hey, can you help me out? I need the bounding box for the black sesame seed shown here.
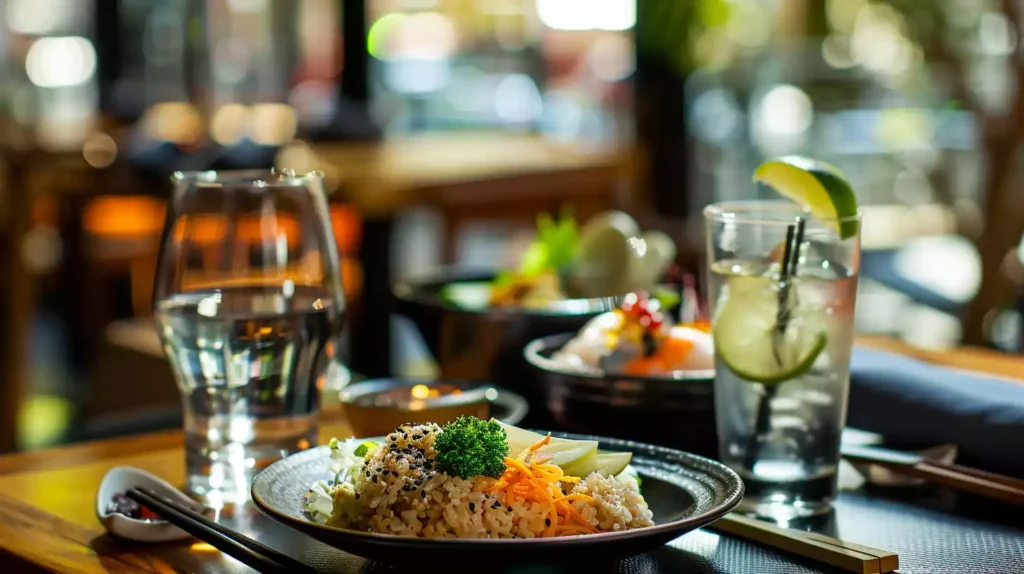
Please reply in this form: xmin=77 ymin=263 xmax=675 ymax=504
xmin=492 ymin=501 xmax=501 ymax=509
xmin=365 ymin=471 xmax=370 ymax=477
xmin=355 ymin=494 xmax=360 ymax=499
xmin=507 ymin=506 xmax=512 ymax=512
xmin=421 ymin=490 xmax=428 ymax=498
xmin=469 ymin=502 xmax=476 ymax=512
xmin=413 ymin=435 xmax=422 ymax=440
xmin=372 ymin=475 xmax=378 ymax=483
xmin=545 ymin=518 xmax=551 ymax=526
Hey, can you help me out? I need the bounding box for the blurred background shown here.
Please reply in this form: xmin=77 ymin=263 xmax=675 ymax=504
xmin=0 ymin=0 xmax=1022 ymax=452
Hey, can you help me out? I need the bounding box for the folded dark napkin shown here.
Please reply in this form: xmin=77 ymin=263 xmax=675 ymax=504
xmin=849 ymin=348 xmax=1024 ymax=477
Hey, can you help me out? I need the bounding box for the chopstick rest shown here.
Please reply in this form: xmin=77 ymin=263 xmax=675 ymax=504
xmin=126 ymin=488 xmax=315 ymax=574
xmin=709 ymin=513 xmax=899 ymax=574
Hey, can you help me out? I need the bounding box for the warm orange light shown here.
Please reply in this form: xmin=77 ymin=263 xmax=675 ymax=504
xmin=410 ymin=384 xmax=431 ymax=400
xmin=298 ymin=438 xmax=311 ymax=450
xmin=330 ymin=204 xmax=362 ymax=253
xmin=83 ymin=196 xmax=165 ymax=239
xmin=172 ymin=214 xmax=300 ymax=245
xmin=142 ymin=102 xmax=204 ymax=146
xmin=190 ymin=542 xmax=219 ymax=553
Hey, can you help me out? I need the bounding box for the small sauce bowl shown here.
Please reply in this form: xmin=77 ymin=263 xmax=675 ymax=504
xmin=96 ymin=466 xmax=207 ymax=543
xmin=339 ymin=379 xmax=527 ymax=437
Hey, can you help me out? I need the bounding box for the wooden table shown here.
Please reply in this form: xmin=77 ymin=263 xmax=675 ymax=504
xmin=0 ymin=341 xmax=1021 ymax=572
xmin=0 ymin=419 xmax=354 ymax=573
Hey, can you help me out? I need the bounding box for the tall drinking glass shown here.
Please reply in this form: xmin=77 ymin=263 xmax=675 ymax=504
xmin=704 ymin=201 xmax=860 ymax=519
xmin=154 ymin=170 xmax=345 ymax=504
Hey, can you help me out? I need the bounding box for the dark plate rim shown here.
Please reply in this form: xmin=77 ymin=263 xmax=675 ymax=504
xmin=523 ymin=333 xmax=716 ymax=384
xmin=251 ymin=432 xmax=744 ymax=547
xmin=392 ymin=266 xmax=623 ymax=317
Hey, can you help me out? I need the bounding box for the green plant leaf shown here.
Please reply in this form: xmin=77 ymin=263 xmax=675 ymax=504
xmin=518 ymin=241 xmax=550 ymax=276
xmin=653 ymin=287 xmax=681 ymax=310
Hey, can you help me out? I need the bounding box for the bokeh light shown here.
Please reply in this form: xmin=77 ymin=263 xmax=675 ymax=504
xmin=25 ymin=37 xmax=97 ymax=88
xmin=535 ymin=0 xmax=635 ymax=31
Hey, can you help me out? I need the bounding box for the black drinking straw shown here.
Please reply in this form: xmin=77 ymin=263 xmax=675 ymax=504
xmin=743 ymin=217 xmax=805 ymax=472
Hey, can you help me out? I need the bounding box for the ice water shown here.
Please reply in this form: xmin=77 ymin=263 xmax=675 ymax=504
xmin=155 ymin=285 xmax=340 ymax=503
xmin=710 ymin=259 xmax=858 ymax=518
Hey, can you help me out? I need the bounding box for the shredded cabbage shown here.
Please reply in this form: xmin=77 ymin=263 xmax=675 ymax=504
xmin=303 ymin=481 xmax=335 ymax=524
xmin=304 ymin=437 xmax=379 ymax=523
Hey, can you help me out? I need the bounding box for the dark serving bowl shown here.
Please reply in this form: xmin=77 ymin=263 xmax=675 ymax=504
xmin=524 ymin=332 xmax=718 ymax=459
xmin=252 ymin=433 xmax=743 ymax=566
xmin=393 ymin=267 xmax=622 ymax=427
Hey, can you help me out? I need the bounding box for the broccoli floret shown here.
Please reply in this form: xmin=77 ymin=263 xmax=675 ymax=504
xmin=434 ymin=417 xmax=508 ymax=478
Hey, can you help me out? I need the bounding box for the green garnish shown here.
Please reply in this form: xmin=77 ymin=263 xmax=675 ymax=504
xmin=518 ymin=210 xmax=578 ymax=276
xmin=353 ymin=441 xmax=379 ymax=458
xmin=652 ymin=286 xmax=681 ymax=311
xmin=434 ymin=417 xmax=509 ymax=479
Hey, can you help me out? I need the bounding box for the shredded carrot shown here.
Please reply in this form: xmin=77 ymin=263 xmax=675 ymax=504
xmin=473 ymin=454 xmax=600 ymax=537
xmin=529 ymin=434 xmax=552 ymax=451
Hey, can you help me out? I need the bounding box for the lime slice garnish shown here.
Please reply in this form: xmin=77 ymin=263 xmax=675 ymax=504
xmin=561 ymin=451 xmax=632 ymax=478
xmin=495 ymin=420 xmax=598 ymax=468
xmin=712 ymin=275 xmax=828 ymax=385
xmin=754 ymin=156 xmax=859 ymax=239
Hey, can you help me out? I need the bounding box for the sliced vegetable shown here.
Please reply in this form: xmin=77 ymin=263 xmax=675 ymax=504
xmin=495 ymin=420 xmax=598 ymax=469
xmin=561 ymin=451 xmax=632 ymax=478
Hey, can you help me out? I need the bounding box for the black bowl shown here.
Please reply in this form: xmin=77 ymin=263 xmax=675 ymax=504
xmin=524 ymin=332 xmax=718 ymax=459
xmin=393 ymin=268 xmax=622 ymax=427
xmin=251 ymin=433 xmax=743 ymax=566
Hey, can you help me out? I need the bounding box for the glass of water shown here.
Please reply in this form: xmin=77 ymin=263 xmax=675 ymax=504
xmin=704 ymin=201 xmax=860 ymax=519
xmin=154 ymin=170 xmax=345 ymax=504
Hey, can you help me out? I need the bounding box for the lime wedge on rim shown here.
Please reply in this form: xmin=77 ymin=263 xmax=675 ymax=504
xmin=754 ymin=156 xmax=859 ymax=239
xmin=712 ymin=275 xmax=828 ymax=385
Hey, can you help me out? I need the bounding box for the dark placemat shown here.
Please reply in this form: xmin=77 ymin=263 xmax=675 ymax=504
xmin=178 ymin=486 xmax=1023 ymax=574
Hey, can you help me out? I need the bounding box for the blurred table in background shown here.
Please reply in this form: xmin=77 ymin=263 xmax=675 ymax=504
xmin=855 ymin=335 xmax=1024 ymax=384
xmin=0 ymin=133 xmax=635 ymax=450
xmin=314 ymin=133 xmax=635 ymax=377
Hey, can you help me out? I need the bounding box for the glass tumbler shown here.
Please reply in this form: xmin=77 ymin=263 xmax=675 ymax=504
xmin=704 ymin=201 xmax=860 ymax=519
xmin=154 ymin=170 xmax=345 ymax=504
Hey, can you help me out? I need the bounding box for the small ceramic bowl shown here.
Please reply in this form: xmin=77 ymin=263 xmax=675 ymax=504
xmin=97 ymin=466 xmax=206 ymax=542
xmin=339 ymin=379 xmax=528 ymax=438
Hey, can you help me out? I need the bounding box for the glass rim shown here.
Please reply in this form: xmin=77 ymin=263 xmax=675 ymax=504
xmin=171 ymin=168 xmax=325 ymax=188
xmin=703 ymin=200 xmax=861 ymax=225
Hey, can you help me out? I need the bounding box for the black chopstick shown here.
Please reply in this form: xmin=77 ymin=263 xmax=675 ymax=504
xmin=126 ymin=488 xmax=315 ymax=573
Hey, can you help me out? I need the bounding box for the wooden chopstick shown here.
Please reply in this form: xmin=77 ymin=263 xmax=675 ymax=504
xmin=709 ymin=513 xmax=899 ymax=574
xmin=925 ymin=460 xmax=1024 ymax=491
xmin=126 ymin=488 xmax=315 ymax=574
xmin=908 ymin=462 xmax=1024 ymax=506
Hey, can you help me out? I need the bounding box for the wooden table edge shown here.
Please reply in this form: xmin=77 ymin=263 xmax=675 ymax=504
xmin=0 ymin=429 xmax=183 ymax=475
xmin=0 ymin=492 xmax=167 ymax=573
